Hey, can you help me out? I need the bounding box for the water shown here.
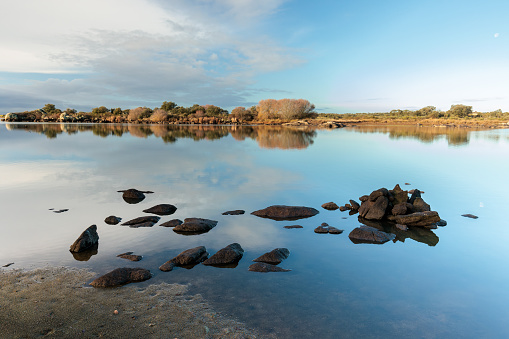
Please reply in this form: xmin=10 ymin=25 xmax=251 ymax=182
xmin=1 ymin=123 xmax=509 ymax=338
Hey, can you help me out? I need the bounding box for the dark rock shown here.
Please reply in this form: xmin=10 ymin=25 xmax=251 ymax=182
xmin=143 ymin=204 xmax=177 ymax=216
xmin=363 ymin=196 xmax=389 ymax=220
xmin=359 ymin=195 xmax=369 ymax=202
xmin=2 ymin=263 xmax=14 ymax=267
xmin=408 ymin=189 xmax=422 ymax=204
xmin=368 ymin=188 xmax=388 ymax=202
xmin=391 ymin=203 xmax=408 ymax=216
xmin=160 ymin=246 xmax=209 ymax=271
xmin=284 ymin=225 xmax=303 ymax=229
xmin=173 ymin=218 xmax=217 ymax=234
xmin=413 ymin=197 xmax=431 ymax=212
xmin=390 ymin=184 xmax=409 ymax=205
xmin=321 ymin=202 xmax=339 ymax=210
xmin=117 ymin=252 xmax=142 ymax=261
xmin=314 ymin=223 xmax=343 ymax=234
xmin=396 ymin=224 xmax=408 ymax=231
xmin=53 ymin=209 xmax=69 ymax=213
xmin=328 ymin=226 xmax=344 ymax=234
xmin=349 ymin=200 xmax=360 ymax=210
xmin=121 ymin=216 xmax=160 ymax=227
xmin=348 ymin=226 xmax=394 ymax=244
xmin=253 ymin=248 xmax=290 ymax=265
xmin=394 ymin=211 xmax=441 ymax=227
xmin=437 ymin=219 xmax=447 ymax=226
xmin=345 ymin=204 xmax=352 ymax=209
xmin=248 ymin=263 xmax=291 ymax=273
xmin=71 ymin=243 xmax=98 ymax=261
xmin=105 ymin=216 xmax=122 ymax=225
xmin=251 ymin=205 xmax=319 ymax=221
xmin=339 ymin=206 xmax=348 ymax=212
xmin=222 ymin=210 xmax=245 ymax=215
xmin=118 ymin=188 xmax=153 ymax=204
xmin=358 ymin=199 xmax=374 ymax=217
xmin=89 ymin=268 xmax=151 ymax=287
xmin=462 ymin=214 xmax=478 ymax=219
xmin=159 ymin=219 xmax=183 ymax=227
xmin=314 ymin=225 xmax=329 ymax=233
xmin=202 ymin=243 xmax=244 ymax=266
xmin=405 ymin=183 xmax=411 ymax=185
xmin=69 ymin=225 xmax=99 ymax=253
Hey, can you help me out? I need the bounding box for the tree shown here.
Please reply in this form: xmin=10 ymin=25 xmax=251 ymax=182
xmin=231 ymin=107 xmax=255 ymax=121
xmin=150 ymin=109 xmax=168 ymax=122
xmin=161 ymin=101 xmax=177 ymax=111
xmin=91 ymin=106 xmax=109 ymax=115
xmin=447 ymin=104 xmax=472 ymax=118
xmin=415 ymin=106 xmax=436 ymax=117
xmin=128 ymin=107 xmax=152 ymax=121
xmin=42 ymin=104 xmax=59 ymax=114
xmin=111 ymin=107 xmax=123 ymax=115
xmin=204 ymin=105 xmax=228 ymax=117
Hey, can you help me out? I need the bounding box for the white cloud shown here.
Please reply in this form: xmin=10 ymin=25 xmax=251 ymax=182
xmin=494 ymin=33 xmax=500 ymax=38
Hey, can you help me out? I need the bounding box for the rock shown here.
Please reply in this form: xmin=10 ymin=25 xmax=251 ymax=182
xmin=248 ymin=263 xmax=291 ymax=272
xmin=437 ymin=219 xmax=447 ymax=226
xmin=2 ymin=263 xmax=14 ymax=267
xmin=121 ymin=216 xmax=160 ymax=227
xmin=462 ymin=214 xmax=478 ymax=219
xmin=349 ymin=200 xmax=360 ymax=210
xmin=159 ymin=219 xmax=183 ymax=227
xmin=202 ymin=243 xmax=244 ymax=266
xmin=321 ymin=202 xmax=339 ymax=210
xmin=390 ymin=184 xmax=409 ymax=205
xmin=253 ymin=248 xmax=290 ymax=265
xmin=368 ymin=188 xmax=388 ymax=202
xmin=314 ymin=223 xmax=343 ymax=234
xmin=328 ymin=226 xmax=344 ymax=234
xmin=392 ymin=203 xmax=408 ymax=216
xmin=412 ymin=197 xmax=430 ymax=212
xmin=105 ymin=216 xmax=122 ymax=225
xmin=396 ymin=224 xmax=408 ymax=231
xmin=394 ymin=211 xmax=441 ymax=227
xmin=251 ymin=205 xmax=319 ymax=221
xmin=69 ymin=225 xmax=99 ymax=253
xmin=71 ymin=244 xmax=98 ymax=261
xmin=314 ymin=225 xmax=330 ymax=233
xmin=284 ymin=225 xmax=303 ymax=229
xmin=222 ymin=210 xmax=245 ymax=215
xmin=173 ymin=218 xmax=217 ymax=234
xmin=408 ymin=189 xmax=422 ymax=204
xmin=117 ymin=252 xmax=142 ymax=261
xmin=89 ymin=268 xmax=151 ymax=287
xmin=160 ymin=246 xmax=209 ymax=271
xmin=359 ymin=195 xmax=369 ymax=202
xmin=143 ymin=204 xmax=177 ymax=216
xmin=53 ymin=209 xmax=69 ymax=213
xmin=362 ymin=196 xmax=389 ymax=220
xmin=118 ymin=188 xmax=153 ymax=204
xmin=339 ymin=206 xmax=348 ymax=212
xmin=348 ymin=226 xmax=394 ymax=244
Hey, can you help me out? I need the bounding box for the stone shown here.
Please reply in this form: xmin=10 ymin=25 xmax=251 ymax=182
xmin=314 ymin=225 xmax=330 ymax=233
xmin=413 ymin=197 xmax=431 ymax=212
xmin=396 ymin=224 xmax=408 ymax=231
xmin=284 ymin=225 xmax=303 ymax=229
xmin=314 ymin=223 xmax=343 ymax=234
xmin=53 ymin=209 xmax=69 ymax=213
xmin=159 ymin=219 xmax=183 ymax=227
xmin=253 ymin=248 xmax=290 ymax=265
xmin=248 ymin=263 xmax=291 ymax=272
xmin=118 ymin=188 xmax=153 ymax=204
xmin=202 ymin=243 xmax=244 ymax=266
xmin=349 ymin=200 xmax=360 ymax=210
xmin=173 ymin=218 xmax=217 ymax=234
xmin=105 ymin=216 xmax=122 ymax=225
xmin=408 ymin=189 xmax=422 ymax=204
xmin=160 ymin=246 xmax=209 ymax=271
xmin=117 ymin=252 xmax=142 ymax=261
xmin=69 ymin=225 xmax=99 ymax=253
xmin=121 ymin=216 xmax=160 ymax=227
xmin=222 ymin=210 xmax=245 ymax=215
xmin=251 ymin=205 xmax=319 ymax=221
xmin=394 ymin=211 xmax=441 ymax=227
xmin=462 ymin=214 xmax=478 ymax=219
xmin=368 ymin=188 xmax=388 ymax=202
xmin=437 ymin=219 xmax=447 ymax=226
xmin=349 ymin=226 xmax=394 ymax=244
xmin=339 ymin=206 xmax=348 ymax=212
xmin=359 ymin=195 xmax=369 ymax=202
xmin=321 ymin=202 xmax=339 ymax=210
xmin=89 ymin=268 xmax=151 ymax=287
xmin=364 ymin=196 xmax=389 ymax=220
xmin=71 ymin=244 xmax=98 ymax=261
xmin=390 ymin=184 xmax=409 ymax=205
xmin=142 ymin=204 xmax=177 ymax=216
xmin=391 ymin=203 xmax=408 ymax=216
xmin=328 ymin=226 xmax=344 ymax=234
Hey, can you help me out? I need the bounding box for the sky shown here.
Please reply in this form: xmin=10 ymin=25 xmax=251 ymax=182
xmin=0 ymin=0 xmax=508 ymax=114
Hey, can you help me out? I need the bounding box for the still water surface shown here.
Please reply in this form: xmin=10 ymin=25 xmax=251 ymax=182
xmin=1 ymin=123 xmax=509 ymax=338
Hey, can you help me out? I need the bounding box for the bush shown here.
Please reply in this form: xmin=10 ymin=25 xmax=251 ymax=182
xmin=128 ymin=107 xmax=152 ymax=121
xmin=150 ymin=109 xmax=168 ymax=122
xmin=257 ymin=99 xmax=316 ymax=120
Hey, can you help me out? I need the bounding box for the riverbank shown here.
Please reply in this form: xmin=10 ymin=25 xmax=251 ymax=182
xmin=0 ymin=267 xmax=265 ymax=338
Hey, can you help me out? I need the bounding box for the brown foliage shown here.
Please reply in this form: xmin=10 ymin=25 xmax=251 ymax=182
xmin=257 ymin=99 xmax=315 ymax=120
xmin=150 ymin=109 xmax=168 ymax=123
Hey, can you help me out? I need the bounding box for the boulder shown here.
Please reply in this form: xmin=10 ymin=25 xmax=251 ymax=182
xmin=348 ymin=226 xmax=394 ymax=244
xmin=71 ymin=244 xmax=98 ymax=261
xmin=69 ymin=225 xmax=99 ymax=253
xmin=248 ymin=263 xmax=291 ymax=272
xmin=412 ymin=197 xmax=430 ymax=212
xmin=368 ymin=188 xmax=388 ymax=202
xmin=359 ymin=195 xmax=369 ymax=202
xmin=394 ymin=211 xmax=441 ymax=227
xmin=173 ymin=218 xmax=217 ymax=234
xmin=349 ymin=200 xmax=360 ymax=210
xmin=396 ymin=224 xmax=408 ymax=231
xmin=159 ymin=246 xmax=209 ymax=271
xmin=105 ymin=216 xmax=122 ymax=225
xmin=437 ymin=219 xmax=448 ymax=226
xmin=251 ymin=205 xmax=319 ymax=221
xmin=121 ymin=216 xmax=160 ymax=228
xmin=159 ymin=219 xmax=183 ymax=227
xmin=314 ymin=225 xmax=329 ymax=233
xmin=202 ymin=243 xmax=244 ymax=266
xmin=359 ymin=196 xmax=389 ymax=220
xmin=328 ymin=226 xmax=344 ymax=234
xmin=408 ymin=189 xmax=421 ymax=204
xmin=142 ymin=204 xmax=177 ymax=216
xmin=390 ymin=184 xmax=409 ymax=205
xmin=117 ymin=189 xmax=153 ymax=204
xmin=391 ymin=203 xmax=408 ymax=216
xmin=89 ymin=268 xmax=151 ymax=287
xmin=339 ymin=206 xmax=348 ymax=212
xmin=117 ymin=252 xmax=142 ymax=261
xmin=321 ymin=202 xmax=339 ymax=210
xmin=284 ymin=225 xmax=304 ymax=229
xmin=253 ymin=248 xmax=290 ymax=265
xmin=222 ymin=210 xmax=245 ymax=215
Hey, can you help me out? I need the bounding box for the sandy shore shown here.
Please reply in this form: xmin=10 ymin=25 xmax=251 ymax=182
xmin=0 ymin=267 xmax=268 ymax=338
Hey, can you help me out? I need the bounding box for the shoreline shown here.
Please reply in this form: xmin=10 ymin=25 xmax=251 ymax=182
xmin=0 ymin=266 xmax=266 ymax=338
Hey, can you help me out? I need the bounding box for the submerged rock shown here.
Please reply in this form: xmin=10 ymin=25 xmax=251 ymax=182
xmin=202 ymin=243 xmax=244 ymax=266
xmin=159 ymin=246 xmax=209 ymax=272
xmin=348 ymin=226 xmax=394 ymax=244
xmin=173 ymin=218 xmax=217 ymax=234
xmin=117 ymin=252 xmax=142 ymax=261
xmin=321 ymin=202 xmax=339 ymax=210
xmin=284 ymin=225 xmax=304 ymax=229
xmin=105 ymin=216 xmax=122 ymax=225
xmin=159 ymin=219 xmax=183 ymax=227
xmin=253 ymin=248 xmax=290 ymax=265
xmin=462 ymin=214 xmax=478 ymax=219
xmin=248 ymin=263 xmax=291 ymax=272
xmin=69 ymin=225 xmax=99 ymax=253
xmin=121 ymin=216 xmax=160 ymax=228
xmin=89 ymin=268 xmax=151 ymax=287
xmin=142 ymin=204 xmax=177 ymax=216
xmin=71 ymin=244 xmax=98 ymax=261
xmin=251 ymin=205 xmax=319 ymax=221
xmin=222 ymin=210 xmax=245 ymax=215
xmin=394 ymin=211 xmax=440 ymax=227
xmin=314 ymin=223 xmax=343 ymax=234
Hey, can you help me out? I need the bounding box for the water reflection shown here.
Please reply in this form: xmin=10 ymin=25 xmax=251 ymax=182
xmin=358 ymin=217 xmax=439 ymax=246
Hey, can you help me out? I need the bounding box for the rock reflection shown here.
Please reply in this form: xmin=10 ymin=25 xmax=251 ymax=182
xmin=70 ymin=243 xmax=99 ymax=261
xmin=358 ymin=217 xmax=439 ymax=247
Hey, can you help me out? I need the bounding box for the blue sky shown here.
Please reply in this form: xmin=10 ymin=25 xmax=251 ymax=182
xmin=0 ymin=0 xmax=507 ymax=114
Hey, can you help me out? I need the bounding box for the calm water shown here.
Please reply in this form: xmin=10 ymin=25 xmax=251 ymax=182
xmin=1 ymin=123 xmax=509 ymax=338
